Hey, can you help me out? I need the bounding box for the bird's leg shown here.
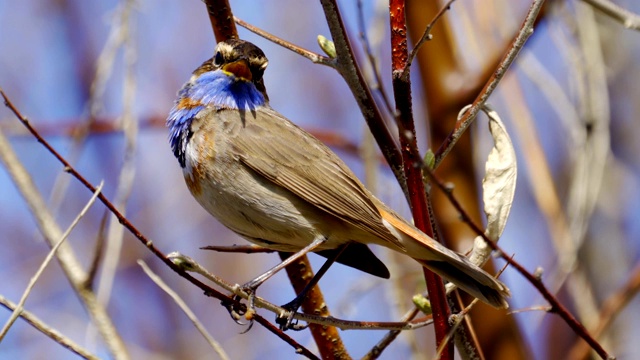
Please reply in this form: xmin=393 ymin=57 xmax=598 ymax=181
xmin=276 ymin=242 xmax=350 ymax=331
xmin=226 ymin=236 xmax=328 ymax=324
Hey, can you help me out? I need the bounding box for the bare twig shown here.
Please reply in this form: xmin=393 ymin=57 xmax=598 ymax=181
xmin=361 ymin=307 xmax=421 ymax=360
xmin=402 ymin=0 xmax=457 ymax=79
xmin=568 ymin=262 xmax=640 ymax=360
xmin=0 ymin=182 xmax=103 ymax=341
xmin=138 ymin=260 xmax=230 ymax=360
xmin=84 ymin=211 xmax=108 ymax=289
xmin=582 ymin=0 xmax=640 ymax=30
xmin=169 ymin=252 xmax=433 ymax=331
xmin=234 ymin=17 xmax=335 ymax=67
xmin=0 ymin=89 xmax=129 ymax=359
xmin=423 ymin=166 xmax=614 ymax=360
xmin=96 ymin=0 xmax=139 ymax=320
xmin=0 ymin=295 xmax=99 ymax=360
xmin=356 ymin=0 xmax=394 ymax=116
xmin=434 ymin=0 xmax=546 ymax=168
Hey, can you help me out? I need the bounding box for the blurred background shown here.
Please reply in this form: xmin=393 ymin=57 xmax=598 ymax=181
xmin=1 ymin=0 xmax=639 ymax=359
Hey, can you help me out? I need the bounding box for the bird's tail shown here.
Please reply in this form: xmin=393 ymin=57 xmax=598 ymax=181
xmin=377 ymin=206 xmax=510 ymax=309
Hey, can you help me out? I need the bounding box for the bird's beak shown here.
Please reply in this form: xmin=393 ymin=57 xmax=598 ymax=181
xmin=222 ymin=59 xmax=252 ymax=81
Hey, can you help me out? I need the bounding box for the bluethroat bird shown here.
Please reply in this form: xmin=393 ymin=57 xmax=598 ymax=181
xmin=167 ymin=39 xmax=510 ymax=312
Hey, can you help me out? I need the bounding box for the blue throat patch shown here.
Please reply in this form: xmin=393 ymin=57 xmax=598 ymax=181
xmin=167 ymin=70 xmax=266 ymax=167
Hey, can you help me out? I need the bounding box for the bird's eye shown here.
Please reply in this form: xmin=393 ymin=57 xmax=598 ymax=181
xmin=213 ymin=51 xmax=224 ymax=67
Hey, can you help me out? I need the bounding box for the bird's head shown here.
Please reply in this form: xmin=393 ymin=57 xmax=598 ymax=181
xmin=192 ymin=39 xmax=270 ymax=100
xmin=167 ymin=39 xmax=270 ymax=167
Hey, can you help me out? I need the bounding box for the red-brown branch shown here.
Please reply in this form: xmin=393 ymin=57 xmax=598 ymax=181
xmin=389 ymin=1 xmax=452 ymax=358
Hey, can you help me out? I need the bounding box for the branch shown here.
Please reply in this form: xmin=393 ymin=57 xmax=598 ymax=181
xmin=423 ymin=166 xmax=614 ymax=360
xmin=0 ymin=295 xmax=99 ymax=360
xmin=582 ymin=0 xmax=640 ymax=30
xmin=0 ymin=183 xmax=103 ymax=341
xmin=138 ymin=260 xmax=230 ymax=360
xmin=204 ymin=0 xmax=238 ymax=41
xmin=234 ymin=17 xmax=335 ymax=67
xmin=0 ymin=91 xmax=129 ymax=359
xmin=434 ymin=0 xmax=546 ymax=168
xmin=568 ymin=262 xmax=640 ymax=360
xmin=389 ymin=0 xmax=452 ymax=357
xmin=169 ymin=252 xmax=433 ymax=332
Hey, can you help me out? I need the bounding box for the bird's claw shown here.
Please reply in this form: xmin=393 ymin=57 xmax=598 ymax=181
xmin=275 ymin=299 xmax=307 ymax=331
xmin=223 ymin=284 xmax=259 ymax=328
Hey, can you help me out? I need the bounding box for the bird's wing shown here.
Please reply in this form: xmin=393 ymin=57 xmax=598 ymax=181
xmin=222 ymin=107 xmax=404 ymax=250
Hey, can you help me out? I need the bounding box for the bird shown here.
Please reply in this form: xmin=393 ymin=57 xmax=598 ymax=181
xmin=166 ymin=38 xmax=510 ymax=310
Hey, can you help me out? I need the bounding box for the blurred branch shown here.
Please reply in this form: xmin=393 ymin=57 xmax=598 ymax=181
xmin=96 ymin=0 xmax=139 ymax=328
xmin=569 ymin=261 xmax=640 ymax=360
xmin=138 ymin=260 xmax=230 ymax=360
xmin=422 ymin=164 xmax=614 ymax=360
xmin=48 ymin=0 xmax=137 ymax=219
xmin=84 ymin=211 xmax=108 ymax=289
xmin=434 ymin=0 xmax=546 ymax=168
xmin=0 ymin=89 xmax=129 ymax=359
xmin=0 ymin=182 xmax=103 ymax=341
xmin=582 ymin=0 xmax=640 ymax=30
xmin=356 ymin=0 xmax=394 ymax=116
xmin=0 ymin=295 xmax=99 ymax=360
xmin=389 ymin=0 xmax=452 ymax=357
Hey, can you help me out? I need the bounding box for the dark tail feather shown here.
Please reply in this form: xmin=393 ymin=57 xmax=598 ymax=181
xmin=317 ymin=242 xmax=390 ymax=279
xmin=418 ymin=258 xmax=510 ymax=309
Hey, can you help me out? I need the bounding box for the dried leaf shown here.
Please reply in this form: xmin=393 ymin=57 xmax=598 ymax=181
xmin=469 ymin=105 xmax=517 ymax=266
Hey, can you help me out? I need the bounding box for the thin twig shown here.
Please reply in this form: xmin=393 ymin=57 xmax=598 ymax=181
xmin=356 ymin=0 xmax=394 ymax=116
xmin=361 ymin=307 xmax=421 ymax=360
xmin=168 ymin=252 xmax=433 ymax=331
xmin=0 ymin=182 xmax=104 ymax=341
xmin=568 ymin=262 xmax=640 ymax=360
xmin=234 ymin=17 xmax=335 ymax=67
xmin=84 ymin=211 xmax=109 ymax=289
xmin=0 ymin=295 xmax=99 ymax=360
xmin=434 ymin=0 xmax=546 ymax=168
xmin=0 ymin=90 xmax=129 ymax=359
xmin=402 ymin=0 xmax=457 ymax=79
xmin=138 ymin=260 xmax=230 ymax=360
xmin=96 ymin=0 xmax=139 ymax=322
xmin=423 ymin=166 xmax=613 ymax=360
xmin=581 ymin=0 xmax=640 ymax=30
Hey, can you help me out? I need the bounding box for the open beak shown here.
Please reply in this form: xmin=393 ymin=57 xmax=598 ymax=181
xmin=222 ymin=59 xmax=252 ymax=81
